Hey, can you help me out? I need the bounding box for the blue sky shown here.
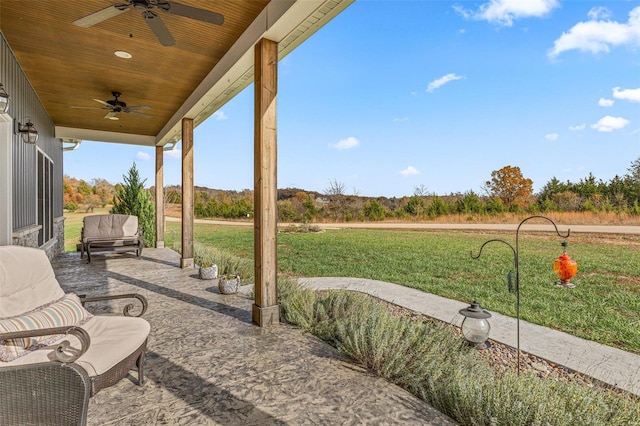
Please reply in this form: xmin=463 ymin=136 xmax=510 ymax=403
xmin=65 ymin=0 xmax=640 ymax=198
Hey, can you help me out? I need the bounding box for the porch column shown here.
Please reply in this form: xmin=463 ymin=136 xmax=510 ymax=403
xmin=181 ymin=118 xmax=194 ymax=268
xmin=155 ymin=146 xmax=165 ymax=248
xmin=252 ymin=38 xmax=280 ymax=327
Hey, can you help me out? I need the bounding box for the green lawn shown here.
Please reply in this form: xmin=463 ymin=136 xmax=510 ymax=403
xmin=161 ymin=222 xmax=640 ymax=354
xmin=65 ymin=218 xmax=639 ymax=354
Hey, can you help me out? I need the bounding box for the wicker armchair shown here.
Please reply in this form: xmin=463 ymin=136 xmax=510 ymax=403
xmin=0 ymin=246 xmax=150 ymax=426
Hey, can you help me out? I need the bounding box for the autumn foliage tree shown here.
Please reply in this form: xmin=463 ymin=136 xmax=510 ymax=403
xmin=485 ymin=165 xmax=533 ymax=209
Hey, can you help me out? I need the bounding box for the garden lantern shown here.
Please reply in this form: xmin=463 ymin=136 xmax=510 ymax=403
xmin=554 ymin=241 xmax=578 ymax=288
xmin=459 ymin=301 xmax=492 ymax=349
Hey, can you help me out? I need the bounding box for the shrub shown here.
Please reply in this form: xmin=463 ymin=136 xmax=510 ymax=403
xmin=192 ymin=242 xmax=253 ymax=281
xmin=111 ymin=163 xmax=156 ymax=247
xmin=277 ymin=281 xmax=640 ymax=425
xmin=363 ymin=199 xmax=385 ymax=221
xmin=64 ymin=202 xmax=78 ymax=212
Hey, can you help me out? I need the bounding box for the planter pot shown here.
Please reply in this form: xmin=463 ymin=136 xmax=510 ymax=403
xmin=199 ymin=265 xmax=218 ymax=280
xmin=218 ymin=275 xmax=240 ymax=294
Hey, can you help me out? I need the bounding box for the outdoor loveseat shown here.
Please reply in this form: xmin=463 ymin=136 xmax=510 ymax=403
xmin=81 ymin=214 xmax=143 ymax=262
xmin=0 ymin=245 xmax=150 ymax=425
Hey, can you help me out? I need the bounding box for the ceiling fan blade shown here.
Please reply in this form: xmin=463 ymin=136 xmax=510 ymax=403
xmin=127 ymin=111 xmax=152 ymax=118
xmin=70 ymin=106 xmax=103 ymax=110
xmin=126 ymin=105 xmax=151 ymax=111
xmin=105 ymin=111 xmax=119 ymax=120
xmin=73 ymin=4 xmax=130 ymax=28
xmin=143 ymin=11 xmax=175 ymax=46
xmin=164 ymin=2 xmax=224 ymax=25
xmin=93 ymin=99 xmax=112 ymax=107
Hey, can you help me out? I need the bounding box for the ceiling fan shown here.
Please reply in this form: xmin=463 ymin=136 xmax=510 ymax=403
xmin=71 ymin=91 xmax=152 ymax=120
xmin=72 ymin=0 xmax=224 ymax=46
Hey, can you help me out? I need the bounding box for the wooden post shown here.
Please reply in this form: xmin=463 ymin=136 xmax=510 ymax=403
xmin=252 ymin=38 xmax=280 ymax=326
xmin=155 ymin=146 xmax=165 ymax=248
xmin=181 ymin=118 xmax=194 ymax=268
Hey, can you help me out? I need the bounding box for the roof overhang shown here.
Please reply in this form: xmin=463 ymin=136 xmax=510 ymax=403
xmin=1 ymin=0 xmax=353 ymax=147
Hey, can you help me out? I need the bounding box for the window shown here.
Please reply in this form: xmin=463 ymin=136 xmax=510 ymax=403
xmin=37 ymin=150 xmax=53 ymax=246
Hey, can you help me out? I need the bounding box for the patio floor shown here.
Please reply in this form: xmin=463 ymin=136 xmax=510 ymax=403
xmin=51 ymin=248 xmax=455 ymax=425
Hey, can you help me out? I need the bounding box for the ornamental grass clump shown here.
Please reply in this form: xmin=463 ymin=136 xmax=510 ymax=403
xmin=277 ymin=278 xmax=640 ymax=426
xmin=176 ymin=242 xmax=254 ymax=282
xmin=194 ymin=242 xmax=253 ymax=280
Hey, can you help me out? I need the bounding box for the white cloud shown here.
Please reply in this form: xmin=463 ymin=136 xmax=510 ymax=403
xmin=545 ymin=133 xmax=559 ymax=141
xmin=400 ymin=166 xmax=420 ymax=177
xmin=569 ymin=124 xmax=586 ymax=131
xmin=454 ymin=0 xmax=558 ymax=27
xmin=588 ymin=7 xmax=612 ymax=21
xmin=212 ymin=110 xmax=228 ymax=120
xmin=591 ymin=115 xmax=630 ymax=132
xmin=136 ymin=151 xmax=151 ymax=161
xmin=548 ymin=6 xmax=640 ymax=58
xmin=613 ymin=87 xmax=640 ymax=103
xmin=165 ymin=148 xmax=182 ymax=159
xmin=427 ymin=73 xmax=464 ymax=93
xmin=330 ymin=136 xmax=360 ymax=150
xmin=393 ymin=117 xmax=409 ymax=122
xmin=598 ymin=98 xmax=615 ymax=107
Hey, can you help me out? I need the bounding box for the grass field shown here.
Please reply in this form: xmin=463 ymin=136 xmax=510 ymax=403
xmin=63 ymin=212 xmax=640 ymax=354
xmin=161 ymin=222 xmax=640 ymax=354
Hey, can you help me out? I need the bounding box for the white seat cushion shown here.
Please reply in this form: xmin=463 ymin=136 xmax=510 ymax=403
xmin=0 ymin=316 xmax=150 ymax=377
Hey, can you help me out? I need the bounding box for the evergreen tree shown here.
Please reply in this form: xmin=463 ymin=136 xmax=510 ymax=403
xmin=111 ymin=163 xmax=156 ymax=247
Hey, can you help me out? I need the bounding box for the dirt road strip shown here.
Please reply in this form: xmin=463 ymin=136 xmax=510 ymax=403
xmin=165 ymin=216 xmax=639 ymax=234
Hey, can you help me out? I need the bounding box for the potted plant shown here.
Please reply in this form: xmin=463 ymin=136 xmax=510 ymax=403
xmin=199 ymin=263 xmax=218 ymax=280
xmin=194 ymin=251 xmax=218 ymax=280
xmin=218 ymin=274 xmax=240 ymax=294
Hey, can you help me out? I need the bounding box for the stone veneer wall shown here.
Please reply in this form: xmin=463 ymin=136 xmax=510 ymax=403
xmin=12 ymin=225 xmax=41 ymax=249
xmin=53 ymin=216 xmax=65 ymax=257
xmin=11 ymin=216 xmax=65 ymax=260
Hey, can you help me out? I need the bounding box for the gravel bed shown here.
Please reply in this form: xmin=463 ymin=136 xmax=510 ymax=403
xmin=379 ymin=299 xmax=605 ymax=389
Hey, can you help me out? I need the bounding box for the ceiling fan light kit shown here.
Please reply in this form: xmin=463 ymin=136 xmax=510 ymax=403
xmin=73 ymin=0 xmax=224 ymax=47
xmin=71 ymin=91 xmax=152 ymax=120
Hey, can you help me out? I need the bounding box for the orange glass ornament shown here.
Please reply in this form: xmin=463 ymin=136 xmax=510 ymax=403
xmin=553 ymin=244 xmax=578 ymax=288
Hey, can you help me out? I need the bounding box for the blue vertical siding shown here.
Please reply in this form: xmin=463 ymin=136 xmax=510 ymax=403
xmin=0 ymin=32 xmax=62 ymax=234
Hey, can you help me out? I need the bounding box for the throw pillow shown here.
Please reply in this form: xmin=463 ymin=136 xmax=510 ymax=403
xmin=0 ymin=293 xmax=93 ymax=362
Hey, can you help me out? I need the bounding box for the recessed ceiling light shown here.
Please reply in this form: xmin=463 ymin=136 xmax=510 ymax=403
xmin=108 ymin=116 xmax=119 ymax=121
xmin=114 ymin=51 xmax=132 ymax=59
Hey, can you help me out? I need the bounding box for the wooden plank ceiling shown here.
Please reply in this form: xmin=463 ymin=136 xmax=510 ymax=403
xmin=0 ymin=0 xmax=269 ymax=140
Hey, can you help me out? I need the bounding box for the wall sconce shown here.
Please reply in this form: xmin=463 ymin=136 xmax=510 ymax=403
xmin=0 ymin=84 xmax=9 ymax=113
xmin=459 ymin=301 xmax=492 ymax=349
xmin=15 ymin=118 xmax=39 ymax=144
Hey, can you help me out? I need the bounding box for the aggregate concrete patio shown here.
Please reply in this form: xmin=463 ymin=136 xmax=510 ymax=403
xmin=51 ymin=248 xmax=455 ymax=425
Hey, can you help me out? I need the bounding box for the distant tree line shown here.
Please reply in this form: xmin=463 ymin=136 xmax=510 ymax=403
xmin=64 ymin=157 xmax=640 ymax=223
xmin=63 ymin=176 xmax=115 ymax=212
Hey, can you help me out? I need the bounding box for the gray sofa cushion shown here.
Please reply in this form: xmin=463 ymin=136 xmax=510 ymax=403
xmin=82 ymin=214 xmax=139 ymax=241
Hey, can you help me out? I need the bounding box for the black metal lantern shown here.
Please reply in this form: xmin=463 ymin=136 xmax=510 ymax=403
xmin=0 ymin=84 xmax=9 ymax=113
xmin=16 ymin=118 xmax=39 ymax=144
xmin=459 ymin=301 xmax=492 ymax=349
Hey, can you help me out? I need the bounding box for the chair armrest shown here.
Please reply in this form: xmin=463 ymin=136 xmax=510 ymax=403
xmin=0 ymin=326 xmax=91 ymax=363
xmin=79 ymin=293 xmax=148 ymax=317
